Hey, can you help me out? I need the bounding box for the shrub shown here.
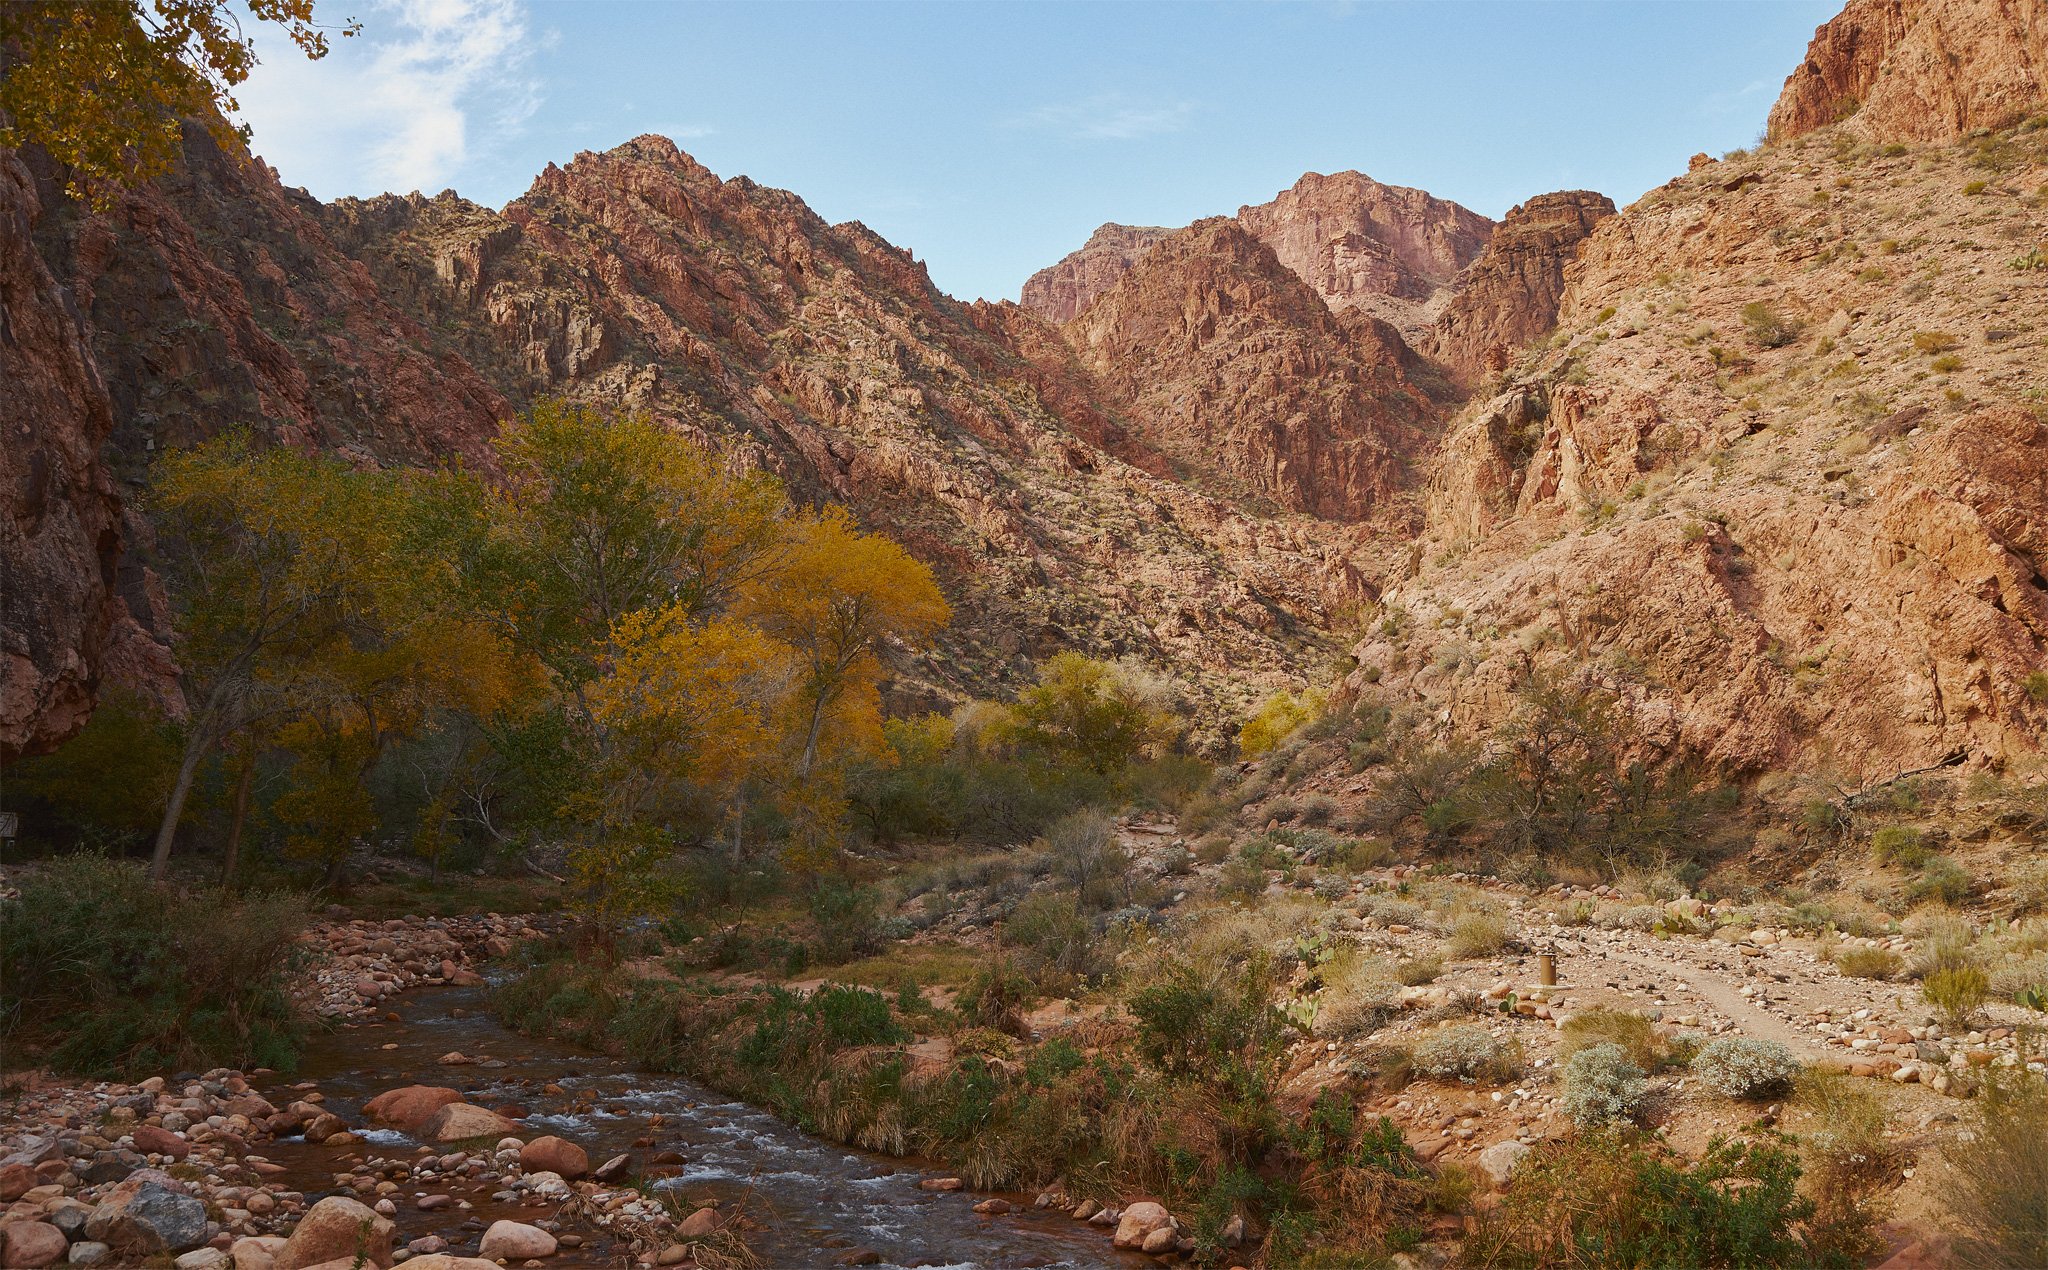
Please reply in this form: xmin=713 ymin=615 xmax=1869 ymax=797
xmin=1869 ymin=825 xmax=1929 ymax=868
xmin=1559 ymin=1009 xmax=1667 ymax=1070
xmin=1912 ymin=330 xmax=1961 ymax=353
xmin=1314 ymin=958 xmax=1403 ymax=1040
xmin=1831 ymin=945 xmax=1903 ymax=980
xmin=1561 ymin=1042 xmax=1649 ymax=1128
xmin=1412 ymin=1024 xmax=1517 ymax=1081
xmin=0 ymin=856 xmax=307 ymax=1076
xmin=1907 ymin=857 xmax=1973 ymax=905
xmin=2024 ymin=670 xmax=2048 ymax=704
xmin=1299 ymin=794 xmax=1339 ymax=826
xmin=961 ymin=958 xmax=1034 ymax=1035
xmin=1922 ymin=962 xmax=1991 ymax=1027
xmin=1004 ymin=890 xmax=1098 ymax=983
xmin=1447 ymin=911 xmax=1510 ymax=959
xmin=1691 ymin=1036 xmax=1799 ymax=1099
xmin=1042 ymin=808 xmax=1131 ymax=910
xmin=806 ymin=880 xmax=884 ymax=963
xmin=1393 ymin=955 xmax=1443 ymax=987
xmin=1240 ymin=688 xmax=1325 ymax=757
xmin=1468 ymin=1133 xmax=1825 ymax=1268
xmin=1218 ymin=856 xmax=1268 ymax=900
xmin=1795 ymin=1072 xmax=1906 ymax=1264
xmin=1942 ymin=1074 xmax=2048 ymax=1269
xmin=1741 ymin=301 xmax=1802 ymax=349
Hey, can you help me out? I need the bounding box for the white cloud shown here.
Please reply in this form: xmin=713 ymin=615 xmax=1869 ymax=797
xmin=236 ymin=0 xmax=539 ymax=196
xmin=1015 ymin=92 xmax=1194 ymax=141
xmin=1698 ymin=79 xmax=1772 ymax=119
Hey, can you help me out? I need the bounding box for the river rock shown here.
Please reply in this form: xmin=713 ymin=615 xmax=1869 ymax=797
xmin=301 ymin=1113 xmax=347 ymax=1143
xmin=84 ymin=1171 xmax=208 ymax=1255
xmin=273 ymin=1196 xmax=394 ymax=1270
xmin=230 ymin=1236 xmax=286 ymax=1270
xmin=419 ymin=1104 xmax=518 ymax=1143
xmin=63 ymin=1246 xmax=109 ymax=1267
xmin=477 ymin=1220 xmax=555 ymax=1260
xmin=517 ymin=1136 xmax=587 ymax=1178
xmin=388 ymin=1259 xmax=498 ymax=1270
xmin=0 ymin=1167 xmax=33 ymax=1203
xmin=1478 ymin=1140 xmax=1531 ymax=1187
xmin=674 ymin=1208 xmax=721 ymax=1239
xmin=174 ymin=1251 xmax=231 ymax=1270
xmin=1112 ymin=1201 xmax=1171 ymax=1250
xmin=130 ymin=1125 xmax=190 ymax=1161
xmin=592 ymin=1153 xmax=631 ymax=1182
xmin=1141 ymin=1227 xmax=1178 ymax=1254
xmin=362 ymin=1087 xmax=463 ymax=1131
xmin=2 ymin=1222 xmax=67 ymax=1268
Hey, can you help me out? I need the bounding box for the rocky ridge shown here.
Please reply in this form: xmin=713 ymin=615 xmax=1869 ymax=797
xmin=1768 ymin=0 xmax=2048 ymax=144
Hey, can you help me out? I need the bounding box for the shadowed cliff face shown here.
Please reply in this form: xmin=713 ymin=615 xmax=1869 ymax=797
xmin=1768 ymin=0 xmax=2048 ymax=143
xmin=1426 ymin=191 xmax=1616 ymax=392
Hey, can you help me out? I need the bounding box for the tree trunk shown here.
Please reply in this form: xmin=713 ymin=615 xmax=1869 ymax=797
xmin=220 ymin=748 xmax=256 ymax=886
xmin=150 ymin=726 xmax=211 ymax=883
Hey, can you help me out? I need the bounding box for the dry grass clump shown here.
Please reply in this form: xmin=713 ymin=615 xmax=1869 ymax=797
xmin=1412 ymin=1023 xmax=1521 ymax=1082
xmin=1559 ymin=1009 xmax=1669 ymax=1070
xmin=1446 ymin=911 xmax=1511 ymax=960
xmin=1942 ymin=1074 xmax=2048 ymax=1269
xmin=1313 ymin=951 xmax=1404 ymax=1041
xmin=1830 ymin=945 xmax=1904 ymax=980
xmin=1792 ymin=1071 xmax=1909 ymax=1265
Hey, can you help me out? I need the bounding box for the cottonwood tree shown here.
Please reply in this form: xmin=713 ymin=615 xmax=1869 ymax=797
xmin=0 ymin=0 xmax=354 ymax=202
xmin=994 ymin=652 xmax=1183 ymax=776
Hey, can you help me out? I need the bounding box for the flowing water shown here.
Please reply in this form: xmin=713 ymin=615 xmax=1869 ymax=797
xmin=257 ymin=985 xmax=1140 ymax=1269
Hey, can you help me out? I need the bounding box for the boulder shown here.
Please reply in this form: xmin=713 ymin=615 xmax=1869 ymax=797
xmin=1112 ymin=1201 xmax=1172 ymax=1250
xmin=361 ymin=1087 xmax=463 ymax=1132
xmin=0 ymin=1169 xmax=32 ymax=1204
xmin=592 ymin=1153 xmax=631 ymax=1183
xmin=418 ymin=1104 xmax=518 ymax=1143
xmin=477 ymin=1220 xmax=555 ymax=1260
xmin=1141 ymin=1227 xmax=1178 ymax=1254
xmin=272 ymin=1196 xmax=394 ymax=1270
xmin=62 ymin=1245 xmax=109 ymax=1266
xmin=2 ymin=1222 xmax=67 ymax=1269
xmin=129 ymin=1126 xmax=190 ymax=1161
xmin=84 ymin=1171 xmax=208 ymax=1255
xmin=674 ymin=1209 xmax=721 ymax=1239
xmin=1477 ymin=1140 xmax=1531 ymax=1187
xmin=301 ymin=1114 xmax=347 ymax=1143
xmin=174 ymin=1251 xmax=230 ymax=1270
xmin=230 ymin=1235 xmax=287 ymax=1270
xmin=517 ymin=1136 xmax=587 ymax=1179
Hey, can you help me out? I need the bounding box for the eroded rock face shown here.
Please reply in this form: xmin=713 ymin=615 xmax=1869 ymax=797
xmin=1019 ymin=223 xmax=1172 ymax=324
xmin=0 ymin=152 xmax=123 ymax=760
xmin=1768 ymin=0 xmax=2048 ymax=144
xmin=1427 ymin=191 xmax=1615 ymax=391
xmin=1235 ymin=170 xmax=1494 ymax=338
xmin=1062 ymin=219 xmax=1434 ymax=522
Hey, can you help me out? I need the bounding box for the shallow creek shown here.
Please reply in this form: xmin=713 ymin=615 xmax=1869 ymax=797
xmin=255 ymin=985 xmax=1139 ymax=1269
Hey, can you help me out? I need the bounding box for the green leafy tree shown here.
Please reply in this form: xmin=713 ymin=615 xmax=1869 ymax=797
xmin=995 ymin=652 xmax=1183 ymax=775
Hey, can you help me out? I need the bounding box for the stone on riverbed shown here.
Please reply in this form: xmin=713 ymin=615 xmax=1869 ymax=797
xmin=84 ymin=1171 xmax=209 ymax=1256
xmin=1111 ymin=1201 xmax=1171 ymax=1250
xmin=420 ymin=1103 xmax=519 ymax=1143
xmin=477 ymin=1220 xmax=555 ymax=1260
xmin=517 ymin=1136 xmax=587 ymax=1178
xmin=272 ymin=1196 xmax=394 ymax=1270
xmin=1 ymin=1221 xmax=68 ymax=1268
xmin=363 ymin=1087 xmax=464 ymax=1132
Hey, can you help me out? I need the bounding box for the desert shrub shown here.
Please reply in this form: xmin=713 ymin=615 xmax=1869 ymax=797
xmin=1922 ymin=962 xmax=1991 ymax=1027
xmin=1830 ymin=945 xmax=1903 ymax=980
xmin=1742 ymin=300 xmax=1803 ymax=349
xmin=1869 ymin=826 xmax=1929 ymax=868
xmin=961 ymin=958 xmax=1034 ymax=1035
xmin=1911 ymin=330 xmax=1961 ymax=353
xmin=1447 ymin=911 xmax=1510 ymax=959
xmin=1299 ymin=794 xmax=1339 ymax=826
xmin=1794 ymin=1072 xmax=1906 ymax=1265
xmin=807 ymin=879 xmax=884 ymax=963
xmin=1218 ymin=855 xmax=1269 ymax=900
xmin=1561 ymin=1043 xmax=1649 ymax=1128
xmin=1691 ymin=1036 xmax=1799 ymax=1100
xmin=1041 ymin=808 xmax=1133 ymax=910
xmin=1468 ymin=1133 xmax=1825 ymax=1269
xmin=1240 ymin=688 xmax=1325 ymax=757
xmin=1412 ymin=1024 xmax=1518 ymax=1081
xmin=1359 ymin=892 xmax=1427 ymax=929
xmin=1314 ymin=957 xmax=1403 ymax=1041
xmin=1907 ymin=910 xmax=1977 ymax=978
xmin=1559 ymin=1009 xmax=1667 ymax=1070
xmin=1394 ymin=955 xmax=1443 ymax=987
xmin=1004 ymin=890 xmax=1099 ymax=984
xmin=1942 ymin=1073 xmax=2048 ymax=1269
xmin=0 ymin=856 xmax=307 ymax=1076
xmin=1906 ymin=857 xmax=1973 ymax=905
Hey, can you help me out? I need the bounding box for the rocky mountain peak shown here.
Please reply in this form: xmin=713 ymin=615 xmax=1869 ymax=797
xmin=1427 ymin=189 xmax=1615 ymax=390
xmin=1768 ymin=0 xmax=2048 ymax=143
xmin=1019 ymin=222 xmax=1172 ymax=324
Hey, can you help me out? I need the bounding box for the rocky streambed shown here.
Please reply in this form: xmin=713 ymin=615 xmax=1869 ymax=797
xmin=0 ymin=919 xmax=1147 ymax=1270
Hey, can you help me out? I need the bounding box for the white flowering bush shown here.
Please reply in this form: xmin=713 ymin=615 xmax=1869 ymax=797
xmin=1413 ymin=1024 xmax=1514 ymax=1080
xmin=1561 ymin=1042 xmax=1649 ymax=1127
xmin=1691 ymin=1036 xmax=1800 ymax=1099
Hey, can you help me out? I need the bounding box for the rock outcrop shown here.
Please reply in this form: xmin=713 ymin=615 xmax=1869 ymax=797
xmin=1019 ymin=222 xmax=1171 ymax=324
xmin=0 ymin=152 xmax=125 ymax=760
xmin=1234 ymin=170 xmax=1494 ymax=338
xmin=1357 ymin=122 xmax=2048 ymax=777
xmin=1063 ymin=219 xmax=1432 ymax=522
xmin=1768 ymin=0 xmax=2048 ymax=143
xmin=1427 ymin=191 xmax=1615 ymax=391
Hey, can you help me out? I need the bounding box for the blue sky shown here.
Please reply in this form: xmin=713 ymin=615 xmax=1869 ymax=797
xmin=238 ymin=0 xmax=1839 ymax=302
